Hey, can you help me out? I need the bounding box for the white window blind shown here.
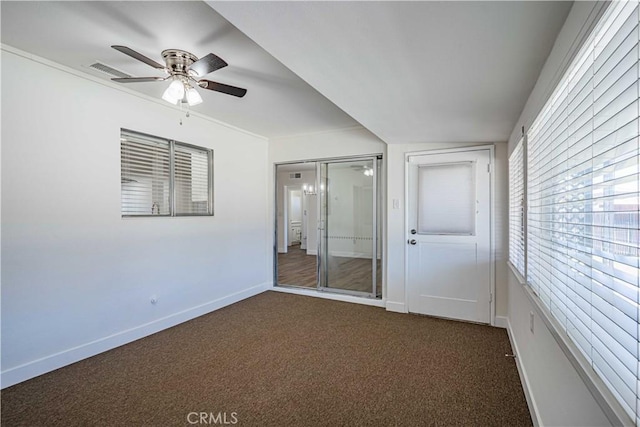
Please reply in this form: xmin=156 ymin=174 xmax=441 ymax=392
xmin=417 ymin=162 xmax=475 ymax=235
xmin=509 ymin=138 xmax=525 ymax=277
xmin=174 ymin=143 xmax=212 ymax=215
xmin=120 ymin=129 xmax=213 ymax=217
xmin=121 ymin=130 xmax=170 ymax=216
xmin=526 ymin=1 xmax=640 ymax=421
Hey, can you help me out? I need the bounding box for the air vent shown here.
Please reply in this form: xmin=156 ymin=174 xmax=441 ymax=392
xmin=289 ymin=173 xmax=301 ymax=179
xmin=88 ymin=62 xmax=132 ymax=79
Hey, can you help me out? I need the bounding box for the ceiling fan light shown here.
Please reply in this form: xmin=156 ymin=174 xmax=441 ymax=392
xmin=162 ymin=79 xmax=185 ymax=105
xmin=186 ymin=87 xmax=203 ymax=106
xmin=162 ymin=87 xmax=179 ymax=105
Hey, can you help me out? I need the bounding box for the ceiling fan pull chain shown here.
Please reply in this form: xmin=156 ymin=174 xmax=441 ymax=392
xmin=177 ymin=100 xmax=190 ymax=125
xmin=181 ymin=98 xmax=191 ymax=118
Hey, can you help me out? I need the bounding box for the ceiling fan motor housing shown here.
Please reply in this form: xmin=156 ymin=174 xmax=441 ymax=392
xmin=161 ymin=49 xmax=198 ymax=77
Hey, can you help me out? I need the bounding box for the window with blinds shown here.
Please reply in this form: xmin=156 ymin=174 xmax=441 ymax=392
xmin=418 ymin=162 xmax=475 ymax=235
xmin=120 ymin=129 xmax=213 ymax=217
xmin=525 ymin=1 xmax=640 ymax=422
xmin=509 ymin=138 xmax=525 ymax=277
xmin=121 ymin=130 xmax=171 ymax=216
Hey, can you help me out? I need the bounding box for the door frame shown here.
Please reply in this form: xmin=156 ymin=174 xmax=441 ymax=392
xmin=404 ymin=145 xmax=496 ymax=326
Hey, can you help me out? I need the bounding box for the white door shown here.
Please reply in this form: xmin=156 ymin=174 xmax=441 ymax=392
xmin=407 ymin=149 xmax=492 ymax=323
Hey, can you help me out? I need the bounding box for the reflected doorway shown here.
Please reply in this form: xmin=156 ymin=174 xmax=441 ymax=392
xmin=275 ymin=156 xmax=382 ymax=298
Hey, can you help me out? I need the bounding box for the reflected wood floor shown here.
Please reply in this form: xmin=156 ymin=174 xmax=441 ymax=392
xmin=277 ymin=244 xmax=317 ymax=288
xmin=278 ymin=244 xmax=381 ymax=295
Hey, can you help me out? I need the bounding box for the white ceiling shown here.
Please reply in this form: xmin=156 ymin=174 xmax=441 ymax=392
xmin=0 ymin=1 xmax=359 ymax=139
xmin=1 ymin=1 xmax=572 ymax=145
xmin=210 ymin=1 xmax=573 ymax=144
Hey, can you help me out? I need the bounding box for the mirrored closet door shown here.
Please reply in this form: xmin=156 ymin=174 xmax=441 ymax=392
xmin=275 ymin=156 xmax=382 ymax=298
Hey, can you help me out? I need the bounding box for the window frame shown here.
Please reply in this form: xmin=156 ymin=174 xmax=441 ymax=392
xmin=120 ymin=128 xmax=214 ymax=218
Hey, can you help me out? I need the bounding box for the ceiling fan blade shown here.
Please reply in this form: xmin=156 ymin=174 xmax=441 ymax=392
xmin=189 ymin=53 xmax=228 ymax=76
xmin=112 ymin=77 xmax=165 ymax=83
xmin=198 ymin=80 xmax=247 ymax=98
xmin=111 ymin=45 xmax=165 ymax=70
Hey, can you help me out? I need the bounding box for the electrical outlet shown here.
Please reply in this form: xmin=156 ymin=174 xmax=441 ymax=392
xmin=529 ymin=311 xmax=534 ymax=333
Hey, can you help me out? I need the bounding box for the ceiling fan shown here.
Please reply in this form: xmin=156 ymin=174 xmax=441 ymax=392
xmin=110 ymin=45 xmax=247 ymax=106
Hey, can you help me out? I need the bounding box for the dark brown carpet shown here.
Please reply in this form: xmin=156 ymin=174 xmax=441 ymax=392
xmin=1 ymin=291 xmax=532 ymax=426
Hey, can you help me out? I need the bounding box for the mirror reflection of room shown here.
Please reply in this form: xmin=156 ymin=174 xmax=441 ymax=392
xmin=276 ymin=158 xmax=382 ymax=298
xmin=276 ymin=163 xmax=318 ymax=288
xmin=321 ymin=160 xmax=380 ymax=296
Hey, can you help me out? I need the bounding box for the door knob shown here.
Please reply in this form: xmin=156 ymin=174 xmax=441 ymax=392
xmin=408 ymin=239 xmax=417 ymax=245
xmin=410 ymin=229 xmax=417 ymax=234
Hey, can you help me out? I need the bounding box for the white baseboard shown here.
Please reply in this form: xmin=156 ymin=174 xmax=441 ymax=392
xmin=329 ymin=251 xmax=372 ymax=259
xmin=306 ymin=249 xmax=317 ymax=256
xmin=385 ymin=301 xmax=407 ymax=313
xmin=494 ymin=315 xmax=508 ymax=329
xmin=271 ymin=286 xmax=385 ymax=307
xmin=505 ymin=318 xmax=541 ymax=427
xmin=1 ymin=282 xmax=270 ymax=389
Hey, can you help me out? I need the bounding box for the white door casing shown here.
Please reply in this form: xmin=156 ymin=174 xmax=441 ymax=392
xmin=407 ymin=148 xmax=492 ymax=324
